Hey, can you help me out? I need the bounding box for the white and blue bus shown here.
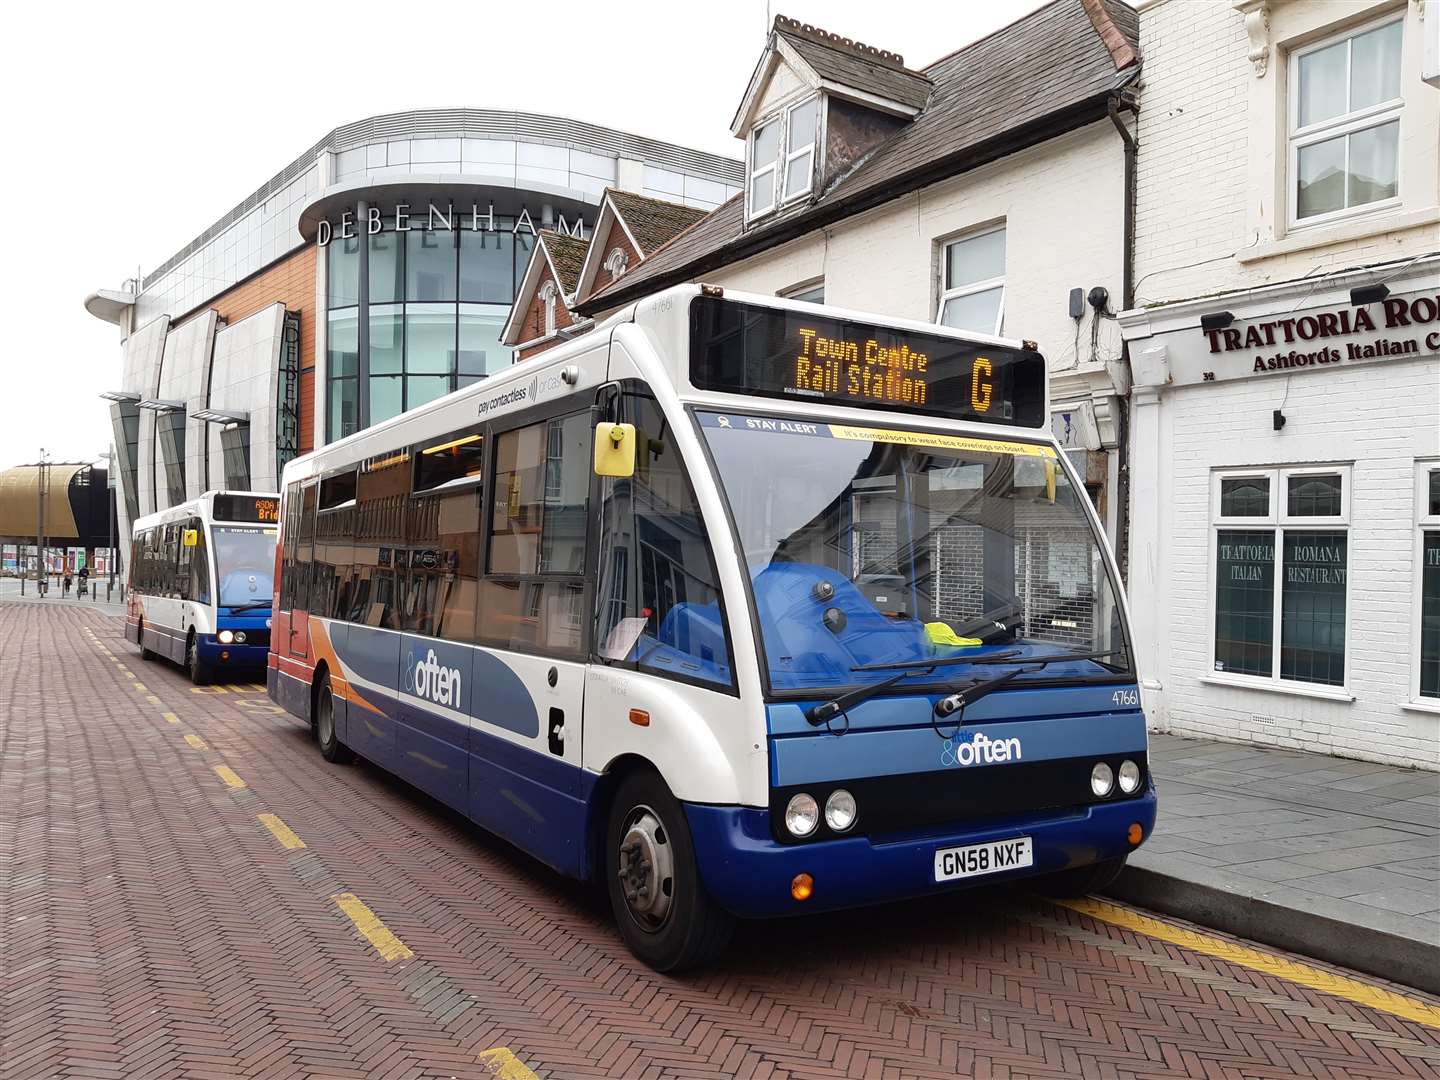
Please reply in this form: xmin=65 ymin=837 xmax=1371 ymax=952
xmin=269 ymin=285 xmax=1154 ymax=970
xmin=126 ymin=491 xmax=280 ymax=684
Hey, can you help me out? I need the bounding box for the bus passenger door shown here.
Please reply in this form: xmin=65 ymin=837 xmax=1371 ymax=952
xmin=287 ymin=482 xmax=317 ymax=661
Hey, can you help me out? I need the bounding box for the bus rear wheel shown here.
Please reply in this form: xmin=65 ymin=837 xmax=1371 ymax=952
xmin=604 ymin=771 xmax=733 ymax=972
xmin=314 ymin=673 xmax=354 ymax=765
xmin=186 ymin=633 xmax=211 ymax=686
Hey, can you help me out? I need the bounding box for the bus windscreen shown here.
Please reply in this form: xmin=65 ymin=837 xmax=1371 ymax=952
xmin=689 ymin=296 xmax=1046 ymax=427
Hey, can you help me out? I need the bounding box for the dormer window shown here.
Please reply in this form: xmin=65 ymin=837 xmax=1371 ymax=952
xmin=603 ymin=247 xmax=629 ymax=279
xmin=539 ymin=281 xmax=557 ymax=336
xmin=748 ymin=95 xmax=820 ymax=221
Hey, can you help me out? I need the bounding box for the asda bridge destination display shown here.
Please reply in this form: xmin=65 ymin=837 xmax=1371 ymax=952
xmin=213 ymin=494 xmax=280 ymax=524
xmin=690 ymin=297 xmax=1046 ymax=427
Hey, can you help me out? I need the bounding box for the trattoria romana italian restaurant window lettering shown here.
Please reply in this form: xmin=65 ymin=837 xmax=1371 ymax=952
xmin=1212 ymin=469 xmax=1350 ymax=687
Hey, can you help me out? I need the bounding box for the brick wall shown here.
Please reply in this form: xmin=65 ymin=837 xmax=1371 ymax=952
xmin=588 ymin=218 xmax=642 ymax=298
xmin=514 ymin=255 xmax=580 ymax=360
xmin=175 ymin=245 xmax=318 ymax=453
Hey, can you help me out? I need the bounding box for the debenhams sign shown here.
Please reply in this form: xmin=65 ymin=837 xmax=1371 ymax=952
xmin=316 ymin=202 xmax=583 ymax=246
xmin=1178 ymin=290 xmax=1440 ymax=386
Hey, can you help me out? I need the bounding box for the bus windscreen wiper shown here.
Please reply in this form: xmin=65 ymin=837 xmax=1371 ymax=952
xmin=933 ymin=649 xmax=1126 ymax=723
xmin=807 ymin=665 xmax=936 ymax=726
xmin=226 ymin=599 xmax=272 ymax=612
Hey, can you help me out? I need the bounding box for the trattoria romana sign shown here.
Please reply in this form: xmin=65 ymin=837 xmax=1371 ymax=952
xmin=1187 ymin=291 xmax=1440 ymax=384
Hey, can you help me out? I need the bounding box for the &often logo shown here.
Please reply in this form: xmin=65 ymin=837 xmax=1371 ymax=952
xmin=404 ymin=648 xmax=463 ymax=709
xmin=940 ymin=730 xmax=1023 ymax=768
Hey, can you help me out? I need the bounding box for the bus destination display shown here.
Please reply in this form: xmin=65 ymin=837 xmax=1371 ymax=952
xmin=689 ymin=297 xmax=1045 ymax=427
xmin=213 ymin=494 xmax=280 ymax=524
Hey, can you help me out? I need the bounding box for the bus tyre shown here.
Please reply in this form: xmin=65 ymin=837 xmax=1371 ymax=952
xmin=1032 ymin=855 xmax=1127 ymax=899
xmin=186 ymin=634 xmax=211 ymax=686
xmin=604 ymin=771 xmax=733 ymax=972
xmin=139 ymin=624 xmax=157 ymax=663
xmin=314 ymin=674 xmax=354 ymax=765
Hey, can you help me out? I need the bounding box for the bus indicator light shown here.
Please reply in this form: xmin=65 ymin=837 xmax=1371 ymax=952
xmin=629 ymin=709 xmax=650 ymax=727
xmin=791 ymin=873 xmax=814 ymax=901
xmin=1128 ymin=823 xmax=1144 ymax=845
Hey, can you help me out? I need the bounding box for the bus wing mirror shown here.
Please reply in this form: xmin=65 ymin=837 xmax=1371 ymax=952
xmin=594 ymin=422 xmax=636 ymax=478
xmin=182 ymin=528 xmax=199 ymax=548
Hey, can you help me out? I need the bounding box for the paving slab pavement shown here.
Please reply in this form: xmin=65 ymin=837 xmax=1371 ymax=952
xmin=1115 ymin=731 xmax=1440 ymax=993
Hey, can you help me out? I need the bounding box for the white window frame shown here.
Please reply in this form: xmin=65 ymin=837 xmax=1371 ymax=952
xmin=1412 ymin=459 xmax=1440 ymax=706
xmin=539 ymin=281 xmax=557 ymax=336
xmin=746 ymin=95 xmax=822 ymax=222
xmin=1287 ymin=13 xmax=1405 ymax=230
xmin=935 ymin=225 xmax=1006 ymax=336
xmin=603 ymin=247 xmax=629 ymax=279
xmin=781 ymin=278 xmax=825 ymax=304
xmin=780 ymin=97 xmax=819 ymax=204
xmin=1207 ymin=465 xmax=1353 ymax=693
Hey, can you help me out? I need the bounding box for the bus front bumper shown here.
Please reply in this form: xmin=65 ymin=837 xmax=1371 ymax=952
xmin=197 ymin=636 xmax=270 ymax=668
xmin=684 ymin=790 xmax=1157 ymax=919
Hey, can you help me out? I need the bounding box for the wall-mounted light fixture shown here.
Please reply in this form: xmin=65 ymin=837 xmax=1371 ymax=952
xmin=1200 ymin=311 xmax=1235 ymax=331
xmin=1349 ymin=283 xmax=1390 ymax=305
xmin=1273 ymin=409 xmax=1286 ymax=432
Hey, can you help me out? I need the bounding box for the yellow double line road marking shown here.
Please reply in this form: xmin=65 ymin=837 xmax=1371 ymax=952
xmin=331 ymin=892 xmax=413 ymax=963
xmin=1062 ymin=897 xmax=1440 ymax=1030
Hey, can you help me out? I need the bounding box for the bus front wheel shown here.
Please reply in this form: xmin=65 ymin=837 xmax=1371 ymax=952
xmin=314 ymin=673 xmax=354 ymax=765
xmin=604 ymin=771 xmax=733 ymax=972
xmin=186 ymin=633 xmax=211 ymax=686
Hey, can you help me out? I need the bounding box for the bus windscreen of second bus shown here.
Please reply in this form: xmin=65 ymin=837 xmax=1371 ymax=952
xmin=697 ymin=413 xmax=1131 ymax=691
xmin=212 ymin=526 xmax=276 ymax=608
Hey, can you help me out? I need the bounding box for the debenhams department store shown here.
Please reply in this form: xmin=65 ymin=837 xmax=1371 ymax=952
xmin=85 ymin=110 xmax=742 ymax=558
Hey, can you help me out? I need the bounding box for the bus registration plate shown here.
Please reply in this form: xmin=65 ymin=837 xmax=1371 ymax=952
xmin=934 ymin=837 xmax=1033 ymax=882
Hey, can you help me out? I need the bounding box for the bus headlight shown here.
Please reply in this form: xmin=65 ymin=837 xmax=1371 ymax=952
xmin=784 ymin=793 xmax=819 ymax=837
xmin=1118 ymin=759 xmax=1142 ymax=794
xmin=824 ymin=789 xmax=857 ymax=832
xmin=218 ymin=630 xmax=234 ymax=644
xmin=1090 ymin=761 xmax=1114 ymax=798
xmin=233 ymin=631 xmax=247 ymax=644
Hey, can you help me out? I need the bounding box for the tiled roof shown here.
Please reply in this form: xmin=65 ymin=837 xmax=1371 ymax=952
xmin=606 ymin=189 xmax=710 ymax=255
xmin=777 ymin=21 xmax=932 ymax=112
xmin=579 ymin=0 xmax=1139 ymax=316
xmin=541 ymin=232 xmax=590 ymax=295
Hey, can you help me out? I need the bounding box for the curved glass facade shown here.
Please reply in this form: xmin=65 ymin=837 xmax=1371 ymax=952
xmin=326 ymin=219 xmax=537 ymax=442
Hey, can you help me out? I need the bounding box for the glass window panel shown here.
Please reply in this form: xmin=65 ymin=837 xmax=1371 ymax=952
xmin=1221 ymin=476 xmax=1270 ymax=517
xmin=1214 ymin=528 xmax=1275 ymax=678
xmin=750 ymin=173 xmax=775 ymax=214
xmin=784 ymin=150 xmax=813 ymax=198
xmin=436 ymin=487 xmax=482 ymax=643
xmin=752 ymin=119 xmax=780 ymax=167
xmin=596 ymin=391 xmax=732 ymax=687
xmin=369 ymin=230 xmax=403 ymax=304
xmin=788 ymin=99 xmax=818 ymax=151
xmin=1297 ymin=135 xmax=1346 ymax=218
xmin=1298 ymin=39 xmax=1348 ymax=127
xmin=1347 ymin=121 xmax=1399 ymax=208
xmin=488 ymin=414 xmax=591 ymax=575
xmin=1286 ymin=473 xmax=1342 ymax=516
xmin=416 ymin=430 xmax=484 ymax=491
xmin=946 ymin=230 xmax=1006 ymax=289
xmin=1280 ymin=530 xmax=1347 ymax=686
xmin=326 ymin=309 xmax=358 ymax=377
xmin=369 ymin=304 xmax=403 ymax=375
xmin=1429 ymin=470 xmax=1440 ymax=517
xmin=406 ymin=227 xmax=456 ymax=301
xmin=1422 ymin=532 xmax=1440 ymax=698
xmin=405 ymin=303 xmax=456 ymax=375
xmin=1350 ymin=21 xmax=1402 ymax=111
xmin=406 ymin=375 xmax=452 ymax=411
xmin=458 ymin=307 xmax=509 ymax=377
xmin=370 ymin=375 xmax=403 ymax=426
xmin=939 ymin=286 xmax=1003 ymax=334
xmin=460 ymin=228 xmax=516 ymax=304
xmin=478 ymin=578 xmax=585 ymax=653
xmin=328 ymin=234 xmax=360 ymax=307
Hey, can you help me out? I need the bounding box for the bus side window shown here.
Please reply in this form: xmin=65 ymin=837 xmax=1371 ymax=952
xmin=190 ymin=517 xmax=211 ymax=605
xmin=595 ymin=390 xmax=733 ymax=689
xmin=355 ymin=451 xmax=410 ymax=629
xmin=480 ymin=412 xmax=591 ymax=654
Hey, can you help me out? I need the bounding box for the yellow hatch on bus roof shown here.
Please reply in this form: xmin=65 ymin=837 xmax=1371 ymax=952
xmin=825 ymin=424 xmax=1058 ymax=458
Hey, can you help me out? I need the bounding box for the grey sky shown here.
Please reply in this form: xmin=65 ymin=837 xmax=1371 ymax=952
xmin=0 ymin=0 xmax=1048 ymax=471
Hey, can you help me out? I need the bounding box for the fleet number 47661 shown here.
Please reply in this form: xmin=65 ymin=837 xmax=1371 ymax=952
xmin=1112 ymin=689 xmax=1140 ymax=707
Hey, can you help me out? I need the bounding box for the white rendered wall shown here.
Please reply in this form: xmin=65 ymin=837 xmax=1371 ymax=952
xmin=154 ymin=312 xmax=218 ymax=505
xmin=124 ymin=317 xmax=170 ymax=531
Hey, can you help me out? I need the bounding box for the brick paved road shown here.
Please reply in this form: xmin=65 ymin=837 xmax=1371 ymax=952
xmin=4 ymin=602 xmax=1440 ymax=1080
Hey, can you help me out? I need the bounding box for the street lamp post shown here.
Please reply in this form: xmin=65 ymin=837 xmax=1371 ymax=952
xmin=98 ymin=449 xmax=116 ymax=598
xmin=35 ymin=449 xmax=48 ymax=597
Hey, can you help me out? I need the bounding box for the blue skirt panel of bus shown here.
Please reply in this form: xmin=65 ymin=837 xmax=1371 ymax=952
xmin=767 ymin=693 xmax=1148 ymax=787
xmin=196 ymin=638 xmax=270 ymax=668
xmin=328 ymin=624 xmax=589 ymax=877
xmin=684 ymin=787 xmax=1158 ymax=919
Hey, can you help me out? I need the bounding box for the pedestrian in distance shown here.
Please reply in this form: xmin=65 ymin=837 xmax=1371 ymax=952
xmin=62 ymin=571 xmax=72 ymax=597
xmin=77 ymin=566 xmax=89 ymax=596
